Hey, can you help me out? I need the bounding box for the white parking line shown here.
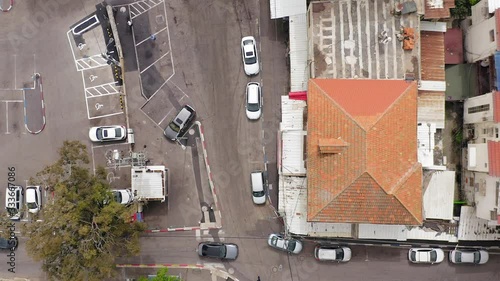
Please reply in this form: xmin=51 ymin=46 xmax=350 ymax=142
xmin=5 ymin=102 xmax=9 ymax=134
xmin=135 ymin=26 xmax=169 ymax=46
xmin=140 ymin=51 xmax=170 ymax=74
xmin=129 ymin=0 xmax=164 ymax=20
xmin=88 ymin=112 xmax=123 ymax=120
xmin=14 ymin=54 xmax=16 ymax=89
xmin=157 ymin=107 xmax=174 ymax=126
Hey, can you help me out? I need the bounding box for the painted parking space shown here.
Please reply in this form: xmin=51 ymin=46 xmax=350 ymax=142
xmin=140 ymin=81 xmax=188 ymax=126
xmin=0 ymin=100 xmax=25 ymax=134
xmin=86 ymin=93 xmax=124 ymax=120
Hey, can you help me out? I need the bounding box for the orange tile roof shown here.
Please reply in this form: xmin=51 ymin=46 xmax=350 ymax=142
xmin=307 ymin=79 xmax=423 ymax=225
xmin=488 ymin=141 xmax=500 ymax=177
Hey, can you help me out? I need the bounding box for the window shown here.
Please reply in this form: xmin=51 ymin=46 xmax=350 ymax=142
xmin=490 ymin=30 xmax=495 ymax=42
xmin=468 ymin=104 xmax=490 ymax=114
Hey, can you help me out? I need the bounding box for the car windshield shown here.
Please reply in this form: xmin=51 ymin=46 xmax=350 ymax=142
xmin=430 ymin=251 xmax=437 ymax=262
xmin=286 ymin=240 xmax=296 ymax=251
xmin=271 ymin=236 xmax=278 ymax=246
xmin=96 ymin=128 xmax=103 ymax=139
xmin=113 ymin=192 xmax=122 ymax=203
xmin=247 ymin=102 xmax=259 ymax=112
xmin=410 ymin=251 xmax=416 ymax=261
xmin=220 ymin=246 xmax=227 ymax=257
xmin=27 ymin=202 xmax=37 ymax=209
xmin=253 ymin=190 xmax=265 ymax=197
xmin=169 ymin=122 xmax=180 ymax=133
xmin=473 ymin=252 xmax=480 ymax=263
xmin=114 ymin=128 xmax=122 ymax=137
xmin=336 ymin=249 xmax=344 ymax=260
xmin=455 ymin=252 xmax=462 ymax=262
xmin=6 ymin=207 xmax=17 ymax=215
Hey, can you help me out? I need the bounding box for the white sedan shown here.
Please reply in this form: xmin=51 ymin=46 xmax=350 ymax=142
xmin=267 ymin=234 xmax=302 ymax=254
xmin=241 ymin=36 xmax=259 ymax=76
xmin=245 ymin=82 xmax=262 ymax=120
xmin=89 ymin=125 xmax=126 ymax=142
xmin=26 ymin=186 xmax=42 ymax=214
xmin=408 ymin=248 xmax=444 ymax=264
xmin=449 ymin=249 xmax=489 ymax=264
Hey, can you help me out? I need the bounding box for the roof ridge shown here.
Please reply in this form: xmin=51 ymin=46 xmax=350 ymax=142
xmin=393 ymin=162 xmax=423 ymax=224
xmin=312 ymin=80 xmax=368 ymax=132
xmin=369 ymin=81 xmax=415 ymax=130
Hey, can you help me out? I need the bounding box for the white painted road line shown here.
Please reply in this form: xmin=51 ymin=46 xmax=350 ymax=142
xmin=5 ymin=102 xmax=9 ymax=134
xmin=140 ymin=51 xmax=170 ymax=74
xmin=135 ymin=25 xmax=169 ymax=46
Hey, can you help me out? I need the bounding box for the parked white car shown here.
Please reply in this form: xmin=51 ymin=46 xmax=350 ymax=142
xmin=314 ymin=245 xmax=352 ymax=262
xmin=26 ymin=185 xmax=42 ymax=214
xmin=267 ymin=234 xmax=302 ymax=254
xmin=449 ymin=249 xmax=489 ymax=264
xmin=408 ymin=248 xmax=444 ymax=264
xmin=112 ymin=189 xmax=133 ymax=205
xmin=250 ymin=171 xmax=265 ymax=204
xmin=89 ymin=125 xmax=126 ymax=142
xmin=241 ymin=36 xmax=259 ymax=76
xmin=245 ymin=82 xmax=262 ymax=120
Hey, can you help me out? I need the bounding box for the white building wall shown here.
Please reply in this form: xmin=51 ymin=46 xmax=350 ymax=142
xmin=464 ymin=15 xmax=497 ymax=63
xmin=467 ymin=143 xmax=489 ymax=172
xmin=464 ymin=92 xmax=495 ymax=124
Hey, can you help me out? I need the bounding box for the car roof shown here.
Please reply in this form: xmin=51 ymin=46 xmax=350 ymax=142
xmin=247 ymin=84 xmax=259 ymax=103
xmin=26 ymin=186 xmax=37 ymax=201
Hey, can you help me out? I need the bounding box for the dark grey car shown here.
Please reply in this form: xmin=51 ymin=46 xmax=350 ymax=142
xmin=164 ymin=105 xmax=196 ymax=141
xmin=0 ymin=237 xmax=18 ymax=251
xmin=197 ymin=242 xmax=238 ymax=260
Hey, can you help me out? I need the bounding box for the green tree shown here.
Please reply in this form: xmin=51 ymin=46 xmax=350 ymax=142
xmin=138 ymin=268 xmax=182 ymax=281
xmin=22 ymin=141 xmax=145 ymax=281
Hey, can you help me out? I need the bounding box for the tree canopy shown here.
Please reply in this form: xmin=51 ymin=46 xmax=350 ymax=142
xmin=23 ymin=140 xmax=145 ymax=281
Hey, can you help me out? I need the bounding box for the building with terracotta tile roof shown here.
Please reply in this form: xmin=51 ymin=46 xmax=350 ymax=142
xmin=306 ymin=79 xmax=423 ymax=225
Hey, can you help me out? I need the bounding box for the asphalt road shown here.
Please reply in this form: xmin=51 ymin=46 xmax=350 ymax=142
xmin=2 ymin=1 xmax=500 ymax=281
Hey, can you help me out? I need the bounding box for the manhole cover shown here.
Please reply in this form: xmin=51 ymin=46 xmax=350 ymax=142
xmin=189 ymin=128 xmax=195 ymax=135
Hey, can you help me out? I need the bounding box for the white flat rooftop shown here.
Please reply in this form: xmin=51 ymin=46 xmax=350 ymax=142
xmin=131 ymin=166 xmax=166 ymax=202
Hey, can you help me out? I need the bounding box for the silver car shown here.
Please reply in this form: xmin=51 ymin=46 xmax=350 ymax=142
xmin=449 ymin=249 xmax=489 ymax=264
xmin=197 ymin=242 xmax=238 ymax=260
xmin=267 ymin=234 xmax=302 ymax=254
xmin=314 ymin=245 xmax=352 ymax=262
xmin=164 ymin=105 xmax=196 ymax=141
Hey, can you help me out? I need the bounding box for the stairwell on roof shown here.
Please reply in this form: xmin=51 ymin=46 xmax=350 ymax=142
xmin=318 ymin=138 xmax=349 ymax=154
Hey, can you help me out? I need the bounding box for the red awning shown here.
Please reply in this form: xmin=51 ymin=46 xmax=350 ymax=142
xmin=289 ymin=91 xmax=307 ymax=100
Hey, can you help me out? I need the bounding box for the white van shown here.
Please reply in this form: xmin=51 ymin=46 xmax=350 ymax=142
xmin=5 ymin=185 xmax=23 ymax=220
xmin=251 ymin=171 xmax=266 ymax=205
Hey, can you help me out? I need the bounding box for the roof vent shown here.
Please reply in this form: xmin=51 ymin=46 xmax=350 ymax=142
xmin=318 ymin=138 xmax=350 ymax=154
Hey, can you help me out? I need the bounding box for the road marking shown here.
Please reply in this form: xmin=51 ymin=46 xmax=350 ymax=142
xmin=140 ymin=51 xmax=170 ymax=74
xmin=88 ymin=112 xmax=123 ymax=120
xmin=14 ymin=54 xmax=16 ymax=89
xmin=66 ymin=31 xmax=79 ymax=71
xmin=135 ymin=26 xmax=169 ymax=46
xmin=5 ymin=102 xmax=9 ymax=134
xmin=129 ymin=0 xmax=164 ymax=20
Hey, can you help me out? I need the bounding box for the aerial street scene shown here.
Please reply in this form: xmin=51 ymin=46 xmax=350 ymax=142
xmin=0 ymin=0 xmax=500 ymax=280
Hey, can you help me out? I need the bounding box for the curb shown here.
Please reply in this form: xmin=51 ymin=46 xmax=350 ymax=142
xmin=116 ymin=263 xmax=241 ymax=281
xmin=145 ymin=226 xmax=201 ymax=233
xmin=195 ymin=121 xmax=222 ymax=218
xmin=0 ymin=0 xmax=13 ymax=12
xmin=23 ymin=73 xmax=47 ymax=135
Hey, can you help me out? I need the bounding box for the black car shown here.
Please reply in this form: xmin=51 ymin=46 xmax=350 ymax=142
xmin=0 ymin=237 xmax=18 ymax=251
xmin=164 ymin=105 xmax=196 ymax=141
xmin=197 ymin=242 xmax=238 ymax=260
